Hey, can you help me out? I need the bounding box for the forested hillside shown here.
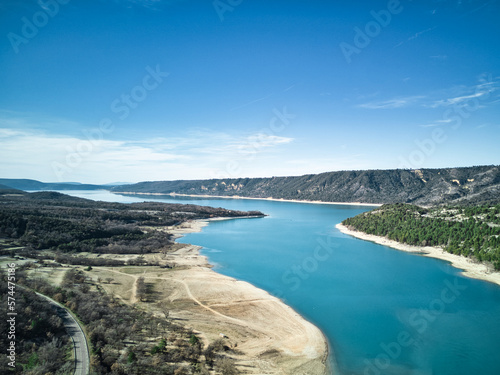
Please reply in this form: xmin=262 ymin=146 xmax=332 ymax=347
xmin=342 ymin=203 xmax=500 ymax=270
xmin=112 ymin=165 xmax=500 ymax=206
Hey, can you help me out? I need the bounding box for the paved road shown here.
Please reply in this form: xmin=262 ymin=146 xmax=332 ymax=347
xmin=35 ymin=292 xmax=90 ymax=375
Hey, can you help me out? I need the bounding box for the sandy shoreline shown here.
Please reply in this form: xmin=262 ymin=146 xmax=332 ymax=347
xmin=336 ymin=223 xmax=500 ymax=286
xmin=116 ymin=191 xmax=382 ymax=207
xmin=167 ymin=218 xmax=331 ymax=375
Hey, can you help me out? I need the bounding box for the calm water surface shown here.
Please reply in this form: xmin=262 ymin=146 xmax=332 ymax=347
xmin=60 ymin=191 xmax=500 ymax=375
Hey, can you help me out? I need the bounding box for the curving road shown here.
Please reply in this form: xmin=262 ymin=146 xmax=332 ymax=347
xmin=35 ymin=292 xmax=90 ymax=375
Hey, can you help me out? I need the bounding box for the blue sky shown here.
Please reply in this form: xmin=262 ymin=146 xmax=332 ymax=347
xmin=1 ymin=0 xmax=499 ymax=183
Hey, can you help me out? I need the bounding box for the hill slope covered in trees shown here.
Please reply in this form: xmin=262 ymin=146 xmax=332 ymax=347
xmin=342 ymin=203 xmax=500 ymax=270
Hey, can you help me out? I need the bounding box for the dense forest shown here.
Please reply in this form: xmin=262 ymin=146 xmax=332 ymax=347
xmin=342 ymin=203 xmax=500 ymax=270
xmin=0 ymin=191 xmax=263 ymax=258
xmin=110 ymin=165 xmax=500 ymax=206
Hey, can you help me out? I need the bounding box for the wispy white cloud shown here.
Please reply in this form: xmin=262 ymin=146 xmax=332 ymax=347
xmin=466 ymin=0 xmax=497 ymax=15
xmin=394 ymin=26 xmax=438 ymax=48
xmin=243 ymin=133 xmax=293 ymax=148
xmin=230 ymin=94 xmax=274 ymax=111
xmin=411 ymin=77 xmax=500 ymax=128
xmin=357 ymin=75 xmax=500 ymax=111
xmin=430 ymin=55 xmax=448 ymax=61
xmin=230 ymin=84 xmax=297 ymax=111
xmin=419 ymin=123 xmax=441 ymax=128
xmin=0 ymin=115 xmax=294 ymax=183
xmin=177 ymin=129 xmax=293 ymax=155
xmin=110 ymin=0 xmax=171 ymax=10
xmin=0 ymin=127 xmax=187 ymax=179
xmin=429 ymin=91 xmax=484 ymax=108
xmin=355 ymin=91 xmax=381 ymax=101
xmin=418 ymin=117 xmax=456 ymax=128
xmin=427 ymin=78 xmax=500 ymax=108
xmin=0 ymin=128 xmax=26 ymax=137
xmin=283 ymin=84 xmax=296 ymax=93
xmin=475 ymin=123 xmax=489 ymax=129
xmin=357 ymin=96 xmax=424 ymax=109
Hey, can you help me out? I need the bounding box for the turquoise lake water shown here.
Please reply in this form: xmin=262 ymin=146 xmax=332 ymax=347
xmin=60 ymin=191 xmax=500 ymax=375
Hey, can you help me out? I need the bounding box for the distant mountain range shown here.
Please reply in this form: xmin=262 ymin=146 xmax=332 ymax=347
xmin=111 ymin=165 xmax=500 ymax=206
xmin=0 ymin=179 xmax=109 ymax=191
xmin=2 ymin=165 xmax=499 ymax=206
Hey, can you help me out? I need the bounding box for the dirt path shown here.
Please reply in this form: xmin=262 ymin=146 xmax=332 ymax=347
xmin=101 ymin=268 xmax=144 ymax=303
xmin=170 ymin=278 xmax=249 ymax=326
xmin=101 ymin=268 xmax=249 ymax=325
